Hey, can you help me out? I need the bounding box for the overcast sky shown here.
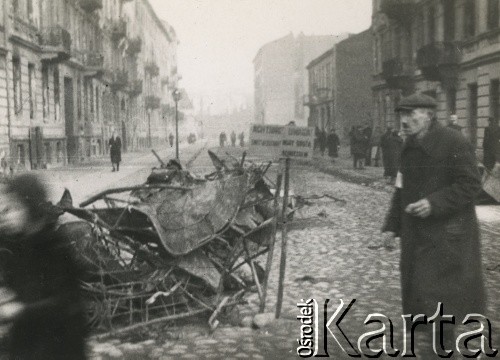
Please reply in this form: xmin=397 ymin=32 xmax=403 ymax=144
xmin=149 ymin=0 xmax=372 ymax=99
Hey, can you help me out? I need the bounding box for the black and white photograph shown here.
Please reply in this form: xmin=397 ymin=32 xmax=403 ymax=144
xmin=0 ymin=0 xmax=499 ymax=358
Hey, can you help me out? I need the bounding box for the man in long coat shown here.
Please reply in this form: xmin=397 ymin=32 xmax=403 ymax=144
xmin=382 ymin=93 xmax=485 ymax=357
xmin=352 ymin=126 xmax=367 ymax=169
xmin=326 ymin=129 xmax=340 ymax=160
xmin=109 ymin=131 xmax=122 ymax=172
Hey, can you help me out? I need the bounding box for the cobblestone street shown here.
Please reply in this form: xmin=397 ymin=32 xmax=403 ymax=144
xmin=89 ymin=157 xmax=500 ymax=359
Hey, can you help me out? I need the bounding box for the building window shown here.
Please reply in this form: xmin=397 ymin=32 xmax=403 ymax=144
xmin=487 ymin=0 xmax=499 ymax=31
xmin=54 ymin=67 xmax=60 ymax=121
xmin=77 ymin=77 xmax=82 ymax=121
xmin=12 ymin=57 xmax=21 ymax=115
xmin=427 ymin=6 xmax=436 ymax=43
xmin=84 ymin=78 xmax=89 ymax=123
xmin=17 ymin=144 xmax=25 ymax=165
xmin=95 ymin=86 xmax=99 ymax=123
xmin=443 ymin=0 xmax=455 ymax=42
xmin=464 ymin=0 xmax=475 ymax=38
xmin=27 ymin=0 xmax=33 ymax=22
xmin=446 ymin=89 xmax=457 ymax=116
xmin=44 ymin=143 xmax=52 ymax=164
xmin=56 ymin=141 xmax=62 ymax=162
xmin=90 ymin=82 xmax=94 ymax=114
xmin=42 ymin=64 xmax=49 ymax=120
xmin=468 ymin=83 xmax=478 ymax=149
xmin=416 ymin=11 xmax=424 ymax=48
xmin=490 ymin=79 xmax=500 ymax=121
xmin=28 ymin=63 xmax=34 ymax=119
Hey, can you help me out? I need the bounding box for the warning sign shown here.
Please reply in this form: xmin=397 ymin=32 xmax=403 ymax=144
xmin=249 ymin=124 xmax=314 ymax=159
xmin=281 ymin=126 xmax=314 ymax=159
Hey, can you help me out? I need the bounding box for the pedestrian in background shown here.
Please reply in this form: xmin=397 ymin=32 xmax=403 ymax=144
xmin=380 ymin=127 xmax=393 ymax=180
xmin=382 ymin=93 xmax=485 ymax=358
xmin=238 ymin=132 xmax=245 ymax=147
xmin=363 ymin=125 xmax=373 ymax=166
xmin=483 ymin=116 xmax=500 ymax=171
xmin=168 ymin=133 xmax=174 ymax=148
xmin=326 ymin=129 xmax=340 ymax=162
xmin=348 ymin=126 xmax=355 ymax=158
xmin=318 ymin=129 xmax=326 ymax=157
xmin=109 ymin=130 xmax=122 ymax=172
xmin=352 ymin=126 xmax=367 ymax=169
xmin=230 ymin=131 xmax=237 ymax=147
xmin=0 ymin=174 xmax=88 ymax=360
xmin=219 ymin=132 xmax=227 ymax=147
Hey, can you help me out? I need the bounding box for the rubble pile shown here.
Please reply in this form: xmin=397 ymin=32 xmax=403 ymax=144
xmin=58 ymin=151 xmax=279 ymax=334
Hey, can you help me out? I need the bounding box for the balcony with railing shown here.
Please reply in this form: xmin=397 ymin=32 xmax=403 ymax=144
xmin=303 ymin=88 xmax=333 ymax=107
xmin=145 ymin=95 xmax=161 ymax=110
xmin=382 ymin=57 xmax=414 ymax=92
xmin=145 ymin=61 xmax=160 ymax=77
xmin=39 ymin=26 xmax=72 ymax=63
xmin=127 ymin=80 xmax=143 ymax=97
xmin=110 ymin=19 xmax=127 ymax=42
xmin=110 ymin=69 xmax=129 ymax=91
xmin=416 ymin=42 xmax=461 ymax=82
xmin=126 ymin=37 xmax=142 ymax=55
xmin=9 ymin=16 xmax=39 ymax=47
xmin=83 ymin=53 xmax=104 ymax=69
xmin=79 ymin=0 xmax=103 ymax=13
xmin=380 ymin=0 xmax=416 ymax=23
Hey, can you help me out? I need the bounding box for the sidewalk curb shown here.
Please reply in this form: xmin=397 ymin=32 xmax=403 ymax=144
xmin=294 ymin=157 xmax=393 ymax=193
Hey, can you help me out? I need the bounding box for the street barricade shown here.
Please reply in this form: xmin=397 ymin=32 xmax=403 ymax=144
xmin=54 ymin=150 xmax=283 ymax=336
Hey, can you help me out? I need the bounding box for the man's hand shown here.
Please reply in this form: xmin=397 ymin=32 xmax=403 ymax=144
xmin=405 ymin=198 xmax=432 ymax=218
xmin=0 ymin=301 xmax=24 ymax=321
xmin=0 ymin=288 xmax=23 ymax=322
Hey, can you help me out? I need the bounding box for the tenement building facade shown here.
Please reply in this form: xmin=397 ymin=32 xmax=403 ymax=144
xmin=253 ymin=32 xmax=347 ymax=126
xmin=372 ymin=0 xmax=500 ymax=153
xmin=0 ymin=0 xmax=178 ymax=170
xmin=305 ymin=30 xmax=372 ymax=141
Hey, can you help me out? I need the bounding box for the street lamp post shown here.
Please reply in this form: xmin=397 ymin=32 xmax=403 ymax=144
xmin=172 ymin=89 xmax=182 ymax=160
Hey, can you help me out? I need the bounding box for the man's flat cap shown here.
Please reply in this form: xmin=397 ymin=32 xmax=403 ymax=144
xmin=396 ymin=93 xmax=437 ymax=111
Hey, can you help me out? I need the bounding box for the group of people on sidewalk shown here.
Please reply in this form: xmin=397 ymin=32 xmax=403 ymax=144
xmin=219 ymin=131 xmax=245 ymax=147
xmin=314 ymin=127 xmax=340 ymax=161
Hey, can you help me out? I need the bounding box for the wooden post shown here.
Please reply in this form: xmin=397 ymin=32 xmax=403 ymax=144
xmin=275 ymin=157 xmax=290 ymax=319
xmin=259 ymin=165 xmax=283 ymax=313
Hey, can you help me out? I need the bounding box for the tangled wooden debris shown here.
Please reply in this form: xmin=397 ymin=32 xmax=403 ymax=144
xmin=57 ymin=150 xmax=290 ymax=336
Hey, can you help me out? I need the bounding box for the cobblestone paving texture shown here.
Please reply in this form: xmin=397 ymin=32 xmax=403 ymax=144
xmin=89 ymin=146 xmax=500 ymax=359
